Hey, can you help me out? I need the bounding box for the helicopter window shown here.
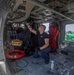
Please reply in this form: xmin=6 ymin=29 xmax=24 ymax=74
xmin=65 ymin=24 xmax=74 ymax=42
xmin=43 ymin=22 xmax=50 ymax=34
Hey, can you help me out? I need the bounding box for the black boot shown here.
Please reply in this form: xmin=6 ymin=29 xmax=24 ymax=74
xmin=45 ymin=60 xmax=49 ymax=64
xmin=45 ymin=54 xmax=50 ymax=64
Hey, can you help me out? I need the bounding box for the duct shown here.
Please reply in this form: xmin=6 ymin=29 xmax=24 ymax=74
xmin=13 ymin=0 xmax=23 ymax=11
xmin=30 ymin=15 xmax=42 ymax=19
xmin=43 ymin=11 xmax=51 ymax=16
xmin=32 ymin=8 xmax=42 ymax=14
xmin=13 ymin=1 xmax=35 ymax=22
xmin=67 ymin=2 xmax=74 ymax=13
xmin=26 ymin=0 xmax=74 ymax=22
xmin=17 ymin=9 xmax=25 ymax=13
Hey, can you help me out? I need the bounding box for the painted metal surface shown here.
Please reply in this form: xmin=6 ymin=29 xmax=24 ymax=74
xmin=8 ymin=54 xmax=74 ymax=75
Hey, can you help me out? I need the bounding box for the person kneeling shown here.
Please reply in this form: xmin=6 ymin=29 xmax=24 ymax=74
xmin=27 ymin=24 xmax=51 ymax=64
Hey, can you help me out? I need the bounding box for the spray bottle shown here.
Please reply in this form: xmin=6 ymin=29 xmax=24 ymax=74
xmin=51 ymin=60 xmax=54 ymax=72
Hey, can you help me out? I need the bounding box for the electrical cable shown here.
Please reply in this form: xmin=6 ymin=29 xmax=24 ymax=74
xmin=14 ymin=59 xmax=28 ymax=69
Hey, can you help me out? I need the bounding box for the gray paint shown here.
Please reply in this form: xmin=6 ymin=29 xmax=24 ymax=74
xmin=0 ymin=0 xmax=12 ymax=75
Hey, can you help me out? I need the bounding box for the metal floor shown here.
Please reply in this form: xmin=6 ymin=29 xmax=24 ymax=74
xmin=9 ymin=53 xmax=74 ymax=75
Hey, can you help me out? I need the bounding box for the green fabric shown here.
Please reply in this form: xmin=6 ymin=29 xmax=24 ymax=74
xmin=65 ymin=33 xmax=74 ymax=41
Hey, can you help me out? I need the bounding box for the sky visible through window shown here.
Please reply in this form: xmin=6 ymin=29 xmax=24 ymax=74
xmin=66 ymin=24 xmax=74 ymax=32
xmin=43 ymin=23 xmax=49 ymax=33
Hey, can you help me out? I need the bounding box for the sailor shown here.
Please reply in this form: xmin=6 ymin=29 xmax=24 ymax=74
xmin=65 ymin=31 xmax=74 ymax=41
xmin=27 ymin=24 xmax=51 ymax=64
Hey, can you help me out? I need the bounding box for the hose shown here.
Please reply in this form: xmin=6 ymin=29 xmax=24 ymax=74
xmin=14 ymin=59 xmax=28 ymax=69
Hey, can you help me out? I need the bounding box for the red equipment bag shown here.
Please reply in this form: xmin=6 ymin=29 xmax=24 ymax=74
xmin=49 ymin=24 xmax=59 ymax=51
